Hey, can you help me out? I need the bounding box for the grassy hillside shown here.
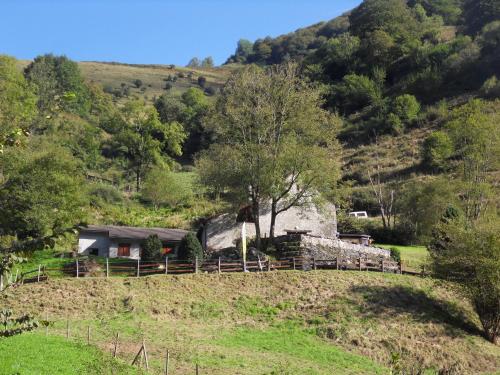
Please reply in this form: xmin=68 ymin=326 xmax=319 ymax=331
xmin=0 ymin=333 xmax=142 ymax=374
xmin=17 ymin=60 xmax=233 ymax=104
xmin=3 ymin=272 xmax=499 ymax=374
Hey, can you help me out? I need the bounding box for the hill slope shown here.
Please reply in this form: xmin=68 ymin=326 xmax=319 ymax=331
xmin=3 ymin=272 xmax=499 ymax=374
xmin=17 ymin=60 xmax=233 ymax=105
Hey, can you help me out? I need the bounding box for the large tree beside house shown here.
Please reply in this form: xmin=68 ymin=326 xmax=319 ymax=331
xmin=197 ymin=63 xmax=340 ymax=247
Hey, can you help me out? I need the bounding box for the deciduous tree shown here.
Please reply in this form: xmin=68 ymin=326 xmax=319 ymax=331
xmin=110 ymin=101 xmax=186 ymax=191
xmin=0 ymin=55 xmax=37 ymax=152
xmin=198 ymin=63 xmax=340 ymax=246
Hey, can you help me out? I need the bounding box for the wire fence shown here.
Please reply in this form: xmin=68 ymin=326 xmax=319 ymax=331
xmin=35 ymin=316 xmax=199 ymax=374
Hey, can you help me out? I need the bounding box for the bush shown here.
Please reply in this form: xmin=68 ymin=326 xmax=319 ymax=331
xmin=369 ymin=224 xmax=416 ymax=245
xmin=421 ymin=131 xmax=453 ymax=171
xmin=386 ymin=112 xmax=404 ymax=134
xmin=197 ymin=76 xmax=207 ymax=88
xmin=392 ymin=94 xmax=420 ymax=125
xmin=204 ymin=86 xmax=216 ymax=96
xmin=89 ymin=184 xmax=123 ymax=207
xmin=141 ymin=167 xmax=194 ymax=209
xmin=177 ymin=232 xmax=203 ymax=261
xmin=164 ymin=83 xmax=173 ymax=91
xmin=142 ymin=234 xmax=162 ymax=261
xmin=133 ymin=79 xmax=143 ymax=88
xmin=390 ymin=247 xmax=401 ymax=263
xmin=480 ymin=76 xmax=500 ymax=98
xmin=333 ymin=74 xmax=381 ymax=113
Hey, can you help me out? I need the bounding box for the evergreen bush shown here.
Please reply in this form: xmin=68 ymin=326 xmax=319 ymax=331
xmin=177 ymin=232 xmax=203 ymax=261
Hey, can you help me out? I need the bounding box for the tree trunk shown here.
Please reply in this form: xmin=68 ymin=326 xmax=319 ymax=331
xmin=251 ymin=199 xmax=262 ymax=250
xmin=136 ymin=169 xmax=141 ymax=192
xmin=269 ymin=200 xmax=278 ymax=245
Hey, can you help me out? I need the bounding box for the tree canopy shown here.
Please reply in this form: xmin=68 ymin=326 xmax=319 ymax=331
xmin=0 ymin=55 xmax=37 ymax=152
xmin=109 ymin=101 xmax=186 ymax=191
xmin=198 ymin=63 xmax=340 ymax=245
xmin=24 ymin=54 xmax=91 ymax=116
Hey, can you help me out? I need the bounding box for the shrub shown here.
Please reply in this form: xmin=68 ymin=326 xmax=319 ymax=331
xmin=390 ymin=247 xmax=401 ymax=263
xmin=141 ymin=167 xmax=194 ymax=209
xmin=142 ymin=234 xmax=163 ymax=261
xmin=386 ymin=112 xmax=404 ymax=134
xmin=333 ymin=74 xmax=381 ymax=113
xmin=197 ymin=76 xmax=207 ymax=88
xmin=177 ymin=232 xmax=203 ymax=261
xmin=103 ymin=84 xmax=114 ymax=94
xmin=421 ymin=131 xmax=453 ymax=171
xmin=204 ymin=86 xmax=216 ymax=96
xmin=164 ymin=83 xmax=173 ymax=91
xmin=89 ymin=184 xmax=123 ymax=207
xmin=133 ymin=79 xmax=143 ymax=88
xmin=392 ymin=94 xmax=420 ymax=124
xmin=480 ymin=76 xmax=500 ymax=98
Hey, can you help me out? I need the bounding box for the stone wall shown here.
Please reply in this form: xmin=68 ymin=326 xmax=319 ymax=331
xmin=299 ymin=234 xmax=390 ymax=259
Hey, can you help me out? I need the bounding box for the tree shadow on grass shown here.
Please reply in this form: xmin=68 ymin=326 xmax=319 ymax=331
xmin=349 ymin=285 xmax=482 ymax=338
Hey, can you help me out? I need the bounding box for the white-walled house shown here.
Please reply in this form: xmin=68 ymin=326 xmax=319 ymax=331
xmin=78 ymin=225 xmax=188 ymax=259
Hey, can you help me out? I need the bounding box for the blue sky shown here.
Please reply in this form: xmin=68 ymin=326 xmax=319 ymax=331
xmin=0 ymin=0 xmax=361 ymax=66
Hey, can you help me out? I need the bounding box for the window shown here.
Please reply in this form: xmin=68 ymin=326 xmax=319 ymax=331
xmin=117 ymin=243 xmax=130 ymax=257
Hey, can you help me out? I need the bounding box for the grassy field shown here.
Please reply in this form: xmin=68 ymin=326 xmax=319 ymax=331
xmin=2 ymin=271 xmax=499 ymax=374
xmin=376 ymin=244 xmax=430 ymax=270
xmin=0 ymin=333 xmax=142 ymax=374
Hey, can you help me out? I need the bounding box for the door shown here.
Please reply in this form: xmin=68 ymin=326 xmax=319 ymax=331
xmin=117 ymin=243 xmax=131 ymax=257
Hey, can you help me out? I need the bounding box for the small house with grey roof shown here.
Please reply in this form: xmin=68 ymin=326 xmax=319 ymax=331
xmin=78 ymin=225 xmax=188 ymax=259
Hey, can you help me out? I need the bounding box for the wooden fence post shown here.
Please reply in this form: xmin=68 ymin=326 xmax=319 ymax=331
xmin=113 ymin=333 xmax=119 ymax=358
xmin=313 ymin=257 xmax=317 ymax=271
xmin=218 ymin=257 xmax=221 ymax=274
xmin=165 ymin=350 xmax=170 ymax=375
xmin=142 ymin=339 xmax=149 ymax=369
xmin=292 ymin=257 xmax=296 ymax=270
xmin=45 ymin=312 xmax=49 ymax=336
xmin=399 ymin=261 xmax=403 ymax=274
xmin=165 ymin=257 xmax=168 ymax=275
xmin=195 ymin=257 xmax=198 ymax=274
xmin=66 ymin=320 xmax=70 ymax=339
xmin=0 ymin=275 xmax=3 ymax=292
xmin=37 ymin=265 xmax=41 ymax=282
xmin=76 ymin=259 xmax=79 ymax=278
xmin=196 ymin=363 xmax=199 ymax=375
xmin=243 ymin=258 xmax=247 ymax=272
xmin=336 ymin=256 xmax=339 ymax=270
xmin=106 ymin=257 xmax=109 ymax=278
xmin=87 ymin=325 xmax=91 ymax=344
xmin=267 ymin=259 xmax=271 ymax=272
xmin=137 ymin=259 xmax=140 ymax=278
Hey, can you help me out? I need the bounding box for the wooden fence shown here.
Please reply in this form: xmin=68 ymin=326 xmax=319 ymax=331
xmin=8 ymin=255 xmax=422 ymax=288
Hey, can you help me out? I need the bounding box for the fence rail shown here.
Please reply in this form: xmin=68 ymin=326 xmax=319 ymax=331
xmin=0 ymin=255 xmax=427 ymax=290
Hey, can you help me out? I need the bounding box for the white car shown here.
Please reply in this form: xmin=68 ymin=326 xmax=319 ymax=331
xmin=348 ymin=211 xmax=368 ymax=219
